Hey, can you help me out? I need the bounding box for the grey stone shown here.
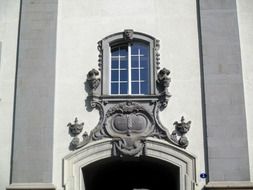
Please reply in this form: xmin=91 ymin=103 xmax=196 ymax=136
xmin=199 ymin=0 xmax=250 ymax=181
xmin=11 ymin=0 xmax=58 ymax=183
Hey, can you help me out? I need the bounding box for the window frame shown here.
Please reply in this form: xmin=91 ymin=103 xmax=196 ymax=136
xmin=110 ymin=41 xmax=150 ymax=95
xmin=100 ymin=31 xmax=158 ymax=96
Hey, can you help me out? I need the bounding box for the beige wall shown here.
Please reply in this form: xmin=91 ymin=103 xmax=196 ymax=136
xmin=237 ymin=0 xmax=253 ymax=181
xmin=0 ymin=0 xmax=19 ymax=189
xmin=53 ymin=0 xmax=206 ymax=189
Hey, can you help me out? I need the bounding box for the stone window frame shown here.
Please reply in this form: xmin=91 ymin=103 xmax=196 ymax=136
xmin=99 ymin=29 xmax=160 ymax=97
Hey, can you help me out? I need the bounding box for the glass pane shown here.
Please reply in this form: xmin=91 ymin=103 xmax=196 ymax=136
xmin=141 ymin=45 xmax=149 ymax=57
xmin=131 ymin=82 xmax=139 ymax=94
xmin=140 ymin=58 xmax=149 ymax=67
xmin=120 ymin=46 xmax=128 ymax=56
xmin=111 ymin=70 xmax=119 ymax=81
xmin=131 ymin=69 xmax=139 ymax=81
xmin=120 ymin=70 xmax=128 ymax=81
xmin=120 ymin=82 xmax=128 ymax=94
xmin=111 ymin=48 xmax=119 ymax=56
xmin=131 ymin=56 xmax=138 ymax=67
xmin=111 ymin=60 xmax=119 ymax=69
xmin=131 ymin=44 xmax=139 ymax=55
xmin=141 ymin=82 xmax=149 ymax=94
xmin=111 ymin=83 xmax=118 ymax=94
xmin=120 ymin=60 xmax=128 ymax=69
xmin=140 ymin=69 xmax=148 ymax=81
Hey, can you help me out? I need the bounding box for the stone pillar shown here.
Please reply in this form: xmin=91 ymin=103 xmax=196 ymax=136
xmin=8 ymin=0 xmax=58 ymax=189
xmin=198 ymin=0 xmax=252 ymax=189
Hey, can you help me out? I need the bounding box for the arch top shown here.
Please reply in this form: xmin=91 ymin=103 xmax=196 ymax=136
xmin=63 ymin=138 xmax=196 ymax=190
xmin=101 ymin=29 xmax=157 ymax=43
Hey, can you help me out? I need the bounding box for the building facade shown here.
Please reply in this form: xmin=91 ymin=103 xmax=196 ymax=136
xmin=0 ymin=0 xmax=253 ymax=190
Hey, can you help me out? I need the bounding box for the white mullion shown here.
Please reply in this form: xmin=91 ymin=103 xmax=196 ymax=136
xmin=118 ymin=47 xmax=120 ymax=94
xmin=109 ymin=47 xmax=111 ymax=94
xmin=138 ymin=48 xmax=141 ymax=94
xmin=128 ymin=44 xmax=131 ymax=95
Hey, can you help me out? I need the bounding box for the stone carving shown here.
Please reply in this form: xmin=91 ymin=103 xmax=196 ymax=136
xmin=87 ymin=69 xmax=100 ymax=90
xmin=67 ymin=118 xmax=90 ymax=150
xmin=124 ymin=29 xmax=134 ymax=41
xmin=67 ymin=117 xmax=84 ymax=136
xmin=67 ymin=30 xmax=192 ymax=155
xmin=157 ymin=68 xmax=171 ymax=109
xmin=155 ymin=39 xmax=160 ymax=69
xmin=97 ymin=41 xmax=102 ymax=70
xmin=171 ymin=116 xmax=191 ymax=148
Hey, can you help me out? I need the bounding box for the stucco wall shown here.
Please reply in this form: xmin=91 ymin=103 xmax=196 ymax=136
xmin=0 ymin=0 xmax=19 ymax=190
xmin=53 ymin=0 xmax=206 ymax=189
xmin=237 ymin=0 xmax=253 ymax=181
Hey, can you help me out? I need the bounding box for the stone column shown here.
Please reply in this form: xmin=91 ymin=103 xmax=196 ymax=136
xmin=198 ymin=0 xmax=252 ymax=189
xmin=8 ymin=0 xmax=58 ymax=189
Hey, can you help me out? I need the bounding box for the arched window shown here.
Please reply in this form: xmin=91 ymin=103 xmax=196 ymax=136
xmin=98 ymin=29 xmax=160 ymax=97
xmin=110 ymin=42 xmax=150 ymax=95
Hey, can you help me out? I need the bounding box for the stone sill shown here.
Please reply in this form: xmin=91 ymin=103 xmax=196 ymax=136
xmin=6 ymin=183 xmax=56 ymax=190
xmin=205 ymin=181 xmax=253 ymax=190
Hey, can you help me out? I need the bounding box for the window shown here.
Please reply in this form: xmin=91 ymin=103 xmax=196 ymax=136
xmin=110 ymin=42 xmax=150 ymax=95
xmin=99 ymin=29 xmax=159 ymax=96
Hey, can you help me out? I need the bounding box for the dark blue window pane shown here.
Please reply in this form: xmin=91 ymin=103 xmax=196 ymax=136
xmin=120 ymin=70 xmax=128 ymax=81
xmin=131 ymin=56 xmax=138 ymax=67
xmin=141 ymin=46 xmax=149 ymax=57
xmin=111 ymin=83 xmax=118 ymax=94
xmin=140 ymin=59 xmax=148 ymax=67
xmin=120 ymin=82 xmax=128 ymax=94
xmin=120 ymin=60 xmax=128 ymax=69
xmin=111 ymin=48 xmax=119 ymax=56
xmin=131 ymin=44 xmax=139 ymax=55
xmin=141 ymin=82 xmax=149 ymax=94
xmin=111 ymin=70 xmax=118 ymax=81
xmin=140 ymin=69 xmax=148 ymax=81
xmin=131 ymin=42 xmax=149 ymax=55
xmin=132 ymin=82 xmax=139 ymax=94
xmin=131 ymin=69 xmax=139 ymax=80
xmin=111 ymin=60 xmax=118 ymax=69
xmin=120 ymin=46 xmax=128 ymax=56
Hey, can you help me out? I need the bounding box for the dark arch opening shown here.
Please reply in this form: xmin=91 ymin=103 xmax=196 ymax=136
xmin=82 ymin=156 xmax=179 ymax=190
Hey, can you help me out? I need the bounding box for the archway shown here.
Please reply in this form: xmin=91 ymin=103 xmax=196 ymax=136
xmin=63 ymin=139 xmax=196 ymax=190
xmin=82 ymin=156 xmax=179 ymax=190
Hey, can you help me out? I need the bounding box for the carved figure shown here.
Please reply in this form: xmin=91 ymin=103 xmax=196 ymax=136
xmin=157 ymin=68 xmax=171 ymax=92
xmin=124 ymin=29 xmax=134 ymax=41
xmin=87 ymin=69 xmax=100 ymax=90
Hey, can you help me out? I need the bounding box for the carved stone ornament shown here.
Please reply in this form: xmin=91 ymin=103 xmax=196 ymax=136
xmin=123 ymin=29 xmax=134 ymax=41
xmin=157 ymin=68 xmax=171 ymax=109
xmin=67 ymin=30 xmax=192 ymax=156
xmin=97 ymin=41 xmax=102 ymax=70
xmin=171 ymin=116 xmax=191 ymax=148
xmin=67 ymin=117 xmax=84 ymax=136
xmin=87 ymin=69 xmax=100 ymax=90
